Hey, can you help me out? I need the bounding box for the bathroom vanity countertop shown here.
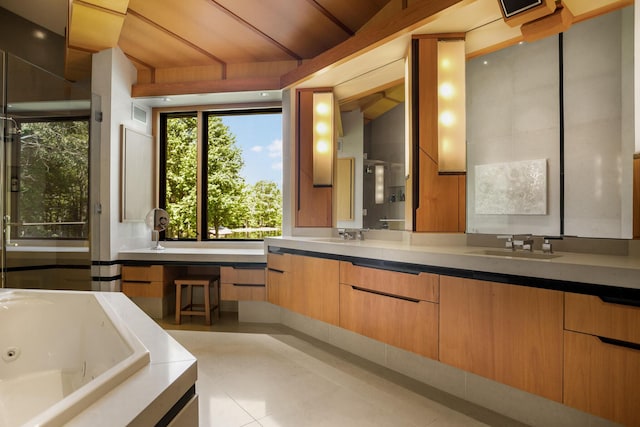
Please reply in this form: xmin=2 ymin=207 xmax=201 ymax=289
xmin=66 ymin=292 xmax=197 ymax=426
xmin=119 ymin=246 xmax=267 ymax=264
xmin=265 ymin=236 xmax=640 ymax=290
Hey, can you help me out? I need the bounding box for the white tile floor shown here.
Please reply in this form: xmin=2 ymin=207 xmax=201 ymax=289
xmin=165 ymin=314 xmax=526 ymax=427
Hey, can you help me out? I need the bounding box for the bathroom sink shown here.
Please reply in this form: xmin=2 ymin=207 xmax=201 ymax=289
xmin=312 ymin=238 xmax=358 ymax=244
xmin=470 ymin=249 xmax=562 ymax=260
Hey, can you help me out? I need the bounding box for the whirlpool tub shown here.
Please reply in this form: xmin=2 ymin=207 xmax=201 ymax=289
xmin=0 ymin=289 xmax=150 ymax=427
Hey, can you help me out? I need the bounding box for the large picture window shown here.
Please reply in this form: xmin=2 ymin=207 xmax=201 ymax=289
xmin=160 ymin=108 xmax=282 ymax=240
xmin=12 ymin=118 xmax=89 ymax=239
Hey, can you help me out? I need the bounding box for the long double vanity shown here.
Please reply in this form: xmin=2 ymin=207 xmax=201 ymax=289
xmin=260 ymin=234 xmax=640 ymax=427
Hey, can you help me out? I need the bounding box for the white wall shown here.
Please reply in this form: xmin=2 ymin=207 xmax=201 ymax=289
xmin=92 ymin=47 xmax=152 ymax=268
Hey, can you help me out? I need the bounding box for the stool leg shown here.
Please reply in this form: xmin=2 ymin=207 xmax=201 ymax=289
xmin=186 ymin=285 xmax=193 ymax=311
xmin=204 ymin=283 xmax=211 ymax=325
xmin=213 ymin=279 xmax=220 ymax=321
xmin=175 ymin=284 xmax=182 ymax=325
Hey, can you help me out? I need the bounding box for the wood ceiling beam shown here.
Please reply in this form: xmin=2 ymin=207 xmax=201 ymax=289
xmin=207 ymin=0 xmax=303 ymax=61
xmin=131 ymin=76 xmax=281 ymax=98
xmin=68 ymin=0 xmax=127 ymax=51
xmin=305 ymin=0 xmax=354 ymax=36
xmin=127 ymin=8 xmax=227 ymax=71
xmin=280 ymin=0 xmax=470 ymax=88
xmin=73 ymin=0 xmax=127 ymax=17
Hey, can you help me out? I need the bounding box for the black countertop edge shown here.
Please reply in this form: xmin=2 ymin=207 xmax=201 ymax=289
xmin=7 ymin=264 xmax=90 ymax=272
xmin=267 ymin=246 xmax=640 ymax=301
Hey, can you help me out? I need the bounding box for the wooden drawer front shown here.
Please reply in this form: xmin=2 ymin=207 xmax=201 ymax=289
xmin=339 ymin=283 xmax=439 ymax=359
xmin=122 ymin=265 xmax=164 ymax=282
xmin=564 ymin=331 xmax=640 ymax=427
xmin=267 ymin=252 xmax=290 ymax=272
xmin=221 ymin=283 xmax=266 ymax=301
xmin=122 ymin=281 xmax=165 ymax=298
xmin=565 ymin=293 xmax=640 ymax=344
xmin=220 ymin=266 xmax=265 ymax=285
xmin=339 ymin=261 xmax=439 ymax=302
xmin=266 ymin=269 xmax=288 ymax=305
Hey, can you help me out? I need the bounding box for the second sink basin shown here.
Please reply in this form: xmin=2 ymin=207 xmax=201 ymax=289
xmin=471 ymin=249 xmax=562 ymax=260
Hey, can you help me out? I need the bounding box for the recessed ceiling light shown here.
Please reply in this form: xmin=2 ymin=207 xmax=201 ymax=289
xmin=33 ymin=30 xmax=46 ymax=40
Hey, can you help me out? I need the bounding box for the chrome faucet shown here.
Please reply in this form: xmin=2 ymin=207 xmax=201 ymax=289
xmin=497 ymin=235 xmax=514 ymax=250
xmin=513 ymin=235 xmax=534 ymax=251
xmin=338 ymin=228 xmax=355 ymax=240
xmin=497 ymin=234 xmax=533 ymax=251
xmin=338 ymin=228 xmax=368 ymax=240
xmin=355 ymin=229 xmax=368 ymax=240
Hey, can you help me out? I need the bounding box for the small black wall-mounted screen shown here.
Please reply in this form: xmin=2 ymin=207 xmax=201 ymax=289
xmin=499 ymin=0 xmax=543 ymax=18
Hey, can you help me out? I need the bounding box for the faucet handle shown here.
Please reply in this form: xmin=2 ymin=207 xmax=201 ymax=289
xmin=356 ymin=229 xmax=368 ymax=240
xmin=497 ymin=235 xmax=514 ymax=249
xmin=542 ymin=236 xmax=563 ymax=254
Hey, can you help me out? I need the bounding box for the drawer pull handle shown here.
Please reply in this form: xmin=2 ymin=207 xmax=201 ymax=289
xmin=599 ymin=296 xmax=640 ymax=309
xmin=124 ymin=280 xmax=152 ymax=284
xmin=351 ymin=261 xmax=421 ymax=275
xmin=598 ymin=336 xmax=640 ymax=351
xmin=351 ymin=285 xmax=420 ymax=303
xmin=232 ymin=283 xmax=265 ymax=287
xmin=267 ymin=268 xmax=285 ymax=274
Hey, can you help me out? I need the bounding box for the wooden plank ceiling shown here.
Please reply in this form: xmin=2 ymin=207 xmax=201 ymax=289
xmin=65 ymin=0 xmax=391 ymax=84
xmin=64 ymin=0 xmax=632 ymax=120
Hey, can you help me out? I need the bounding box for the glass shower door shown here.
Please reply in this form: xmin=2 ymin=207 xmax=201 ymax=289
xmin=2 ymin=53 xmax=92 ymax=290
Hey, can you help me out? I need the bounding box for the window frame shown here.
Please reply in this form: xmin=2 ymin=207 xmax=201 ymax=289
xmin=159 ymin=106 xmax=283 ymax=242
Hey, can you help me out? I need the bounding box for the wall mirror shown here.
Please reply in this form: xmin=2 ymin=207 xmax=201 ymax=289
xmin=466 ymin=6 xmax=634 ymax=239
xmin=337 ymin=81 xmax=406 ymax=231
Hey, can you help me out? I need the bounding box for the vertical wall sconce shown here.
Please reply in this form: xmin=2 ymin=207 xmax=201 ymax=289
xmin=312 ymin=91 xmax=334 ymax=186
xmin=375 ymin=164 xmax=385 ymax=204
xmin=437 ymin=39 xmax=466 ymax=173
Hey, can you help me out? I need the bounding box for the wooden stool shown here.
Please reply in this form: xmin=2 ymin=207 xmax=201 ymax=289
xmin=175 ymin=275 xmax=220 ymax=325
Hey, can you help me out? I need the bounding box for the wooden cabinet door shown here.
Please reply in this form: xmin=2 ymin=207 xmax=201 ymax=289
xmin=266 ymin=269 xmax=286 ymax=306
xmin=267 ymin=252 xmax=291 ymax=306
xmin=291 ymin=254 xmax=339 ymax=325
xmin=340 ymin=283 xmax=439 ymax=359
xmin=439 ymin=276 xmax=564 ymax=402
xmin=564 ymin=331 xmax=640 ymax=427
xmin=295 ymin=89 xmax=332 ymax=227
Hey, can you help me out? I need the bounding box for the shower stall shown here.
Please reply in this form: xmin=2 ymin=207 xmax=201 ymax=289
xmin=0 ymin=50 xmax=99 ymax=290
